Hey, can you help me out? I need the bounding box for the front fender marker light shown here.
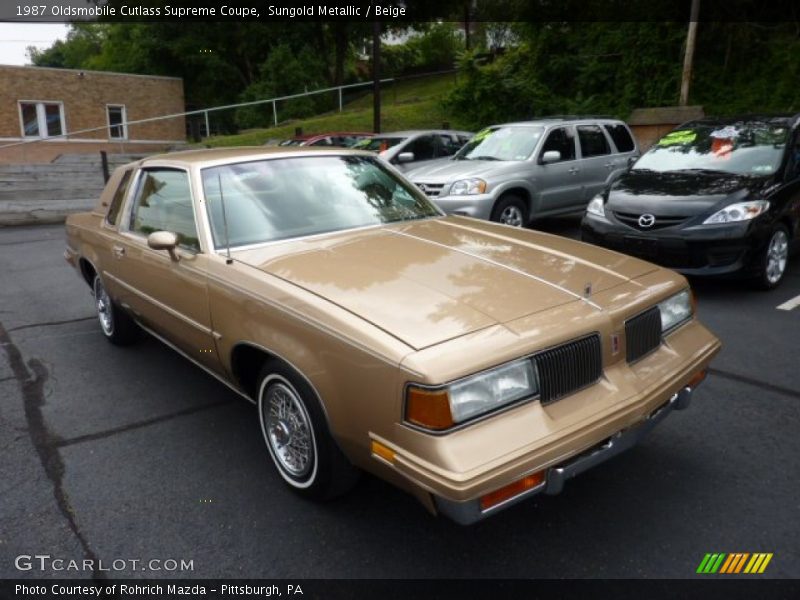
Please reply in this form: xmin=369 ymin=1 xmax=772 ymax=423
xmin=371 ymin=440 xmax=396 ymax=464
xmin=480 ymin=471 xmax=546 ymax=511
xmin=405 ymin=387 xmax=454 ymax=430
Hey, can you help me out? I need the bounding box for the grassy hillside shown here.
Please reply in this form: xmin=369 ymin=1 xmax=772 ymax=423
xmin=203 ymin=73 xmax=467 ymax=148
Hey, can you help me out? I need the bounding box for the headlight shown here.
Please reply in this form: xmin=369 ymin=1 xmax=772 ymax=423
xmin=405 ymin=359 xmax=538 ymax=430
xmin=586 ymin=194 xmax=606 ymax=218
xmin=658 ymin=289 xmax=693 ymax=332
xmin=702 ymin=200 xmax=769 ymax=225
xmin=450 ymin=178 xmax=487 ymax=196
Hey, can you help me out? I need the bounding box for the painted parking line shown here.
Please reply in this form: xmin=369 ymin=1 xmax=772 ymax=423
xmin=776 ymin=293 xmax=800 ymax=311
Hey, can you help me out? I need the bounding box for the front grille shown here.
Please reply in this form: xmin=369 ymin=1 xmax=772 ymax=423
xmin=416 ymin=182 xmax=445 ymax=197
xmin=534 ymin=335 xmax=602 ymax=405
xmin=614 ymin=211 xmax=688 ymax=231
xmin=625 ymin=306 xmax=662 ymax=363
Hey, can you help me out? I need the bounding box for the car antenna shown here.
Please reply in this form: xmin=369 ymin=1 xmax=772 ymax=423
xmin=217 ymin=173 xmax=233 ymax=265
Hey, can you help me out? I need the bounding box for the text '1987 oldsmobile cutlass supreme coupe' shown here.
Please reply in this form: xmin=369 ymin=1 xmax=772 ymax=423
xmin=65 ymin=148 xmax=721 ymax=524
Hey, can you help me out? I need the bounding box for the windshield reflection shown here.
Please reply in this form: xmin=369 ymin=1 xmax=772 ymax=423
xmin=201 ymin=156 xmax=441 ymax=248
xmin=454 ymin=126 xmax=544 ymax=161
xmin=634 ymin=122 xmax=789 ymax=176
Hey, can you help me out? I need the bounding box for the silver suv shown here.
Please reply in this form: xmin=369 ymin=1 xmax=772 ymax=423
xmin=406 ymin=117 xmax=639 ymax=227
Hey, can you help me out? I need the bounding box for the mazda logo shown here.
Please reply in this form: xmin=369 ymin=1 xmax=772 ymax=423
xmin=417 ymin=184 xmax=428 ymax=193
xmin=638 ymin=214 xmax=656 ymax=228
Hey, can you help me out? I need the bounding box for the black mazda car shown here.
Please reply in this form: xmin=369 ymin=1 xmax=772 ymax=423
xmin=581 ymin=114 xmax=800 ymax=288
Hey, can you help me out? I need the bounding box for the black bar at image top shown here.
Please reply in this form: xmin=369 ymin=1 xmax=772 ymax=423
xmin=2 ymin=0 xmax=800 ymax=23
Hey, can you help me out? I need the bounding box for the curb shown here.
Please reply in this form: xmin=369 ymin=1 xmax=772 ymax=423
xmin=0 ymin=212 xmax=73 ymax=227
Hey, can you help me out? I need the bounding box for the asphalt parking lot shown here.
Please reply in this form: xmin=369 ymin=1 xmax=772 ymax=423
xmin=1 ymin=220 xmax=798 ymax=580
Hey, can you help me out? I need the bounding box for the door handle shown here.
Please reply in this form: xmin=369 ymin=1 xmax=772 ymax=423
xmin=568 ymin=167 xmax=579 ymax=175
xmin=112 ymin=245 xmax=125 ymax=258
xmin=604 ymin=162 xmax=614 ymax=169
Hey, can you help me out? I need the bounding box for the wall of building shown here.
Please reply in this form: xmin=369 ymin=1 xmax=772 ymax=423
xmin=0 ymin=65 xmax=186 ymax=163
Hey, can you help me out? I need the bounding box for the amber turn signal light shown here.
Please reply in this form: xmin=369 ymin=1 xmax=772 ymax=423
xmin=405 ymin=387 xmax=454 ymax=430
xmin=688 ymin=369 xmax=707 ymax=389
xmin=371 ymin=440 xmax=396 ymax=463
xmin=480 ymin=471 xmax=546 ymax=511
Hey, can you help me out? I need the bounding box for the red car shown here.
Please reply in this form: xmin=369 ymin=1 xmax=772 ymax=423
xmin=279 ymin=132 xmax=373 ymax=148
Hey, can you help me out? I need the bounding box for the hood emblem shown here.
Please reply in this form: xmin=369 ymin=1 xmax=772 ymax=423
xmin=638 ymin=214 xmax=656 ymax=228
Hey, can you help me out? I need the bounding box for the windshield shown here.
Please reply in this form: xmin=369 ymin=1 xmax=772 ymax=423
xmin=352 ymin=137 xmax=405 ymax=152
xmin=201 ymin=155 xmax=441 ymax=248
xmin=634 ymin=122 xmax=790 ymax=176
xmin=454 ymin=126 xmax=544 ymax=161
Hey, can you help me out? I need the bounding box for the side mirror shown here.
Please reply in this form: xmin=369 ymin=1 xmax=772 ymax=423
xmin=627 ymin=156 xmax=638 ymax=169
xmin=397 ymin=152 xmax=415 ymax=163
xmin=147 ymin=231 xmax=180 ymax=262
xmin=541 ymin=150 xmax=561 ymax=164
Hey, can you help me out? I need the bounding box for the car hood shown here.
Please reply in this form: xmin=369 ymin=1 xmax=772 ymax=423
xmin=608 ymin=169 xmax=770 ymax=216
xmin=233 ymin=217 xmax=658 ymax=350
xmin=406 ymin=158 xmax=520 ymax=183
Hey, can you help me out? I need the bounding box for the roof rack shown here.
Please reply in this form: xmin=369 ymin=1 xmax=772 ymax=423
xmin=537 ymin=114 xmax=616 ymax=120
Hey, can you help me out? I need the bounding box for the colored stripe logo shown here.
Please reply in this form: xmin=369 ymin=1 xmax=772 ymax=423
xmin=697 ymin=553 xmax=773 ymax=574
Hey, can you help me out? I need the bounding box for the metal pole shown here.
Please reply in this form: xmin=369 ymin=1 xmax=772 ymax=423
xmin=338 ymin=87 xmax=343 ymax=112
xmin=273 ymin=101 xmax=278 ymax=126
xmin=679 ymin=0 xmax=700 ymax=106
xmin=372 ymin=20 xmax=381 ymax=133
xmin=204 ymin=110 xmax=210 ymax=138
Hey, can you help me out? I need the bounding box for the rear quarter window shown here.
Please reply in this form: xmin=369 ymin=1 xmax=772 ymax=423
xmin=105 ymin=169 xmax=133 ymax=226
xmin=604 ymin=123 xmax=636 ymax=153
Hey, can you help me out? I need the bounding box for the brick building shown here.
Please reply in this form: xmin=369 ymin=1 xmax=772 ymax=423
xmin=0 ymin=65 xmax=186 ymax=163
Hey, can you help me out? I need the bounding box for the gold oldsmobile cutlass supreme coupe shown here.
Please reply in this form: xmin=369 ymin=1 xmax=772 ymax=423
xmin=64 ymin=147 xmax=720 ymax=524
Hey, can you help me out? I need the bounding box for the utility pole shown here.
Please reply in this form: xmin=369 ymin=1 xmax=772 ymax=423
xmin=372 ymin=20 xmax=381 ymax=133
xmin=679 ymin=0 xmax=700 ymax=106
xmin=464 ymin=1 xmax=471 ymax=51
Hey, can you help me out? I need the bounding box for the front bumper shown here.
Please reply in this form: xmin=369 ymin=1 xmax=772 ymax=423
xmin=581 ymin=214 xmax=769 ymax=276
xmin=435 ymin=386 xmax=693 ymax=524
xmin=429 ymin=193 xmax=496 ymax=221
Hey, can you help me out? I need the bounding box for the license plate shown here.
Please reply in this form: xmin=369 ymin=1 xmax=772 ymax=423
xmin=624 ymin=236 xmax=659 ymax=259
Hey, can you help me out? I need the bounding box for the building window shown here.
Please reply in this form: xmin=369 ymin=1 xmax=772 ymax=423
xmin=19 ymin=101 xmax=64 ymax=138
xmin=107 ymin=105 xmax=127 ymax=139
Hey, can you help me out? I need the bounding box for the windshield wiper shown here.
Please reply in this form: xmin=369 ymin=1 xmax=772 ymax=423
xmin=675 ymin=168 xmax=730 ymax=175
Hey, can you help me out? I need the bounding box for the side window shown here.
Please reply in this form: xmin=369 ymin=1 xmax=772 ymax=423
xmin=128 ymin=169 xmax=200 ymax=252
xmin=578 ymin=125 xmax=611 ymax=157
xmin=106 ymin=169 xmax=132 ymax=226
xmin=603 ymin=123 xmax=635 ymax=153
xmin=407 ymin=136 xmax=436 ymax=161
xmin=438 ymin=135 xmax=464 ymax=157
xmin=540 ymin=127 xmax=576 ymax=162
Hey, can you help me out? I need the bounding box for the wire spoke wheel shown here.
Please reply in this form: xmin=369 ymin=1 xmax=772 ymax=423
xmin=262 ymin=379 xmax=315 ymax=479
xmin=93 ymin=277 xmax=114 ymax=336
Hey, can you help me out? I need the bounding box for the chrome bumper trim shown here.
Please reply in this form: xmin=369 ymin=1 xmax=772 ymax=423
xmin=435 ymin=386 xmax=693 ymax=525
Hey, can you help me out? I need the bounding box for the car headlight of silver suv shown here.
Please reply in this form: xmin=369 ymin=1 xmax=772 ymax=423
xmin=586 ymin=194 xmax=606 ymax=218
xmin=702 ymin=200 xmax=769 ymax=225
xmin=450 ymin=178 xmax=487 ymax=196
xmin=658 ymin=289 xmax=693 ymax=333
